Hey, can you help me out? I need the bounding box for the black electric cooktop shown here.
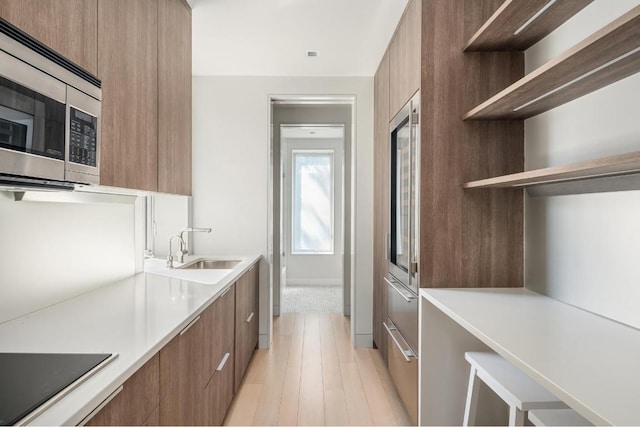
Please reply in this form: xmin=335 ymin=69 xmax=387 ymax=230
xmin=0 ymin=353 xmax=113 ymax=425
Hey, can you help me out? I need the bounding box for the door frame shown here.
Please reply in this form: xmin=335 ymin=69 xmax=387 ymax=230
xmin=267 ymin=95 xmax=356 ymax=345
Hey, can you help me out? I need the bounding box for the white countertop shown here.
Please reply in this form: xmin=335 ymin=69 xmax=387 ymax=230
xmin=420 ymin=287 xmax=640 ymax=426
xmin=0 ymin=254 xmax=261 ymax=426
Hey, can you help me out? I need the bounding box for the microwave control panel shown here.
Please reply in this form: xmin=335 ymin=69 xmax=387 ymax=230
xmin=69 ymin=107 xmax=97 ymax=167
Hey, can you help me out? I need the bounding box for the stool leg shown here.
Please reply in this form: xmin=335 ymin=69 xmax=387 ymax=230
xmin=463 ymin=367 xmax=480 ymax=427
xmin=508 ymin=406 xmax=525 ymax=426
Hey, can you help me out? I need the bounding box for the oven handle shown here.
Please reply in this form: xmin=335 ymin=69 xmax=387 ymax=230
xmin=384 ymin=276 xmax=417 ymax=302
xmin=384 ymin=321 xmax=417 ymax=362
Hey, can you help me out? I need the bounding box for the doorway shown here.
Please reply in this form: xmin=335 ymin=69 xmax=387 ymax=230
xmin=280 ymin=125 xmax=344 ymax=313
xmin=269 ymin=98 xmax=354 ymax=319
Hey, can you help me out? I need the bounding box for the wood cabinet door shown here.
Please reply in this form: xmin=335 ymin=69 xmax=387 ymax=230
xmin=205 ymin=343 xmax=235 ymax=426
xmin=159 ymin=315 xmax=208 ymax=425
xmin=234 ymin=264 xmax=258 ymax=391
xmin=85 ymin=354 xmax=159 ymax=426
xmin=373 ymin=50 xmax=391 ymax=364
xmin=97 ymin=0 xmax=158 ymax=191
xmin=0 ymin=0 xmax=98 ymax=74
xmin=205 ymin=285 xmax=235 ymax=380
xmin=389 ymin=0 xmax=421 ymax=118
xmin=157 ymin=0 xmax=192 ymax=195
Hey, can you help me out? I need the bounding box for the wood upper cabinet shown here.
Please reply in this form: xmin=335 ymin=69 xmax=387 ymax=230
xmin=97 ymin=0 xmax=158 ymax=192
xmin=158 ymin=0 xmax=192 ymax=195
xmin=85 ymin=354 xmax=159 ymax=426
xmin=234 ymin=264 xmax=259 ymax=391
xmin=0 ymin=0 xmax=98 ymax=74
xmin=373 ymin=50 xmax=390 ymax=363
xmin=389 ymin=0 xmax=421 ymax=118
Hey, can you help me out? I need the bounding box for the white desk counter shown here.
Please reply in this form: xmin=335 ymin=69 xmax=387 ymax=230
xmin=419 ymin=287 xmax=640 ymax=426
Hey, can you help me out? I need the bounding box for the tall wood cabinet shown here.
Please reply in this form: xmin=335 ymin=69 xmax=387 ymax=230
xmin=373 ymin=51 xmax=390 ymax=363
xmin=97 ymin=0 xmax=158 ymax=192
xmin=0 ymin=0 xmax=98 ymax=74
xmin=373 ymin=0 xmax=525 ymax=359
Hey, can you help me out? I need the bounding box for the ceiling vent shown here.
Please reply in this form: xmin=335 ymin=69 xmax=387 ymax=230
xmin=306 ymin=50 xmax=319 ymax=57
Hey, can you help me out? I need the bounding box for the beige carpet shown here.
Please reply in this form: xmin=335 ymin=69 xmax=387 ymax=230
xmin=281 ymin=285 xmax=342 ymax=313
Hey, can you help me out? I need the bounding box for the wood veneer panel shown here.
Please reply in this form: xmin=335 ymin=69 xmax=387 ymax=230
xmin=86 ymin=355 xmax=159 ymax=426
xmin=464 ymin=5 xmax=640 ymax=120
xmin=158 ymin=0 xmax=192 ymax=195
xmin=420 ymin=0 xmax=524 ymax=288
xmin=373 ymin=50 xmax=390 ymax=364
xmin=464 ymin=0 xmax=593 ymax=51
xmin=389 ymin=0 xmax=421 ymax=118
xmin=98 ymin=0 xmax=158 ymax=191
xmin=464 ymin=151 xmax=640 ymax=189
xmin=0 ymin=0 xmax=98 ymax=74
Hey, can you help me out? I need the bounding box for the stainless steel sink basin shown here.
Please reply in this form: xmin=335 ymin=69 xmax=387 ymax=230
xmin=179 ymin=259 xmax=241 ymax=270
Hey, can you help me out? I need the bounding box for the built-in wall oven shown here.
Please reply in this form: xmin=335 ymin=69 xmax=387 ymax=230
xmin=384 ymin=91 xmax=420 ymax=425
xmin=0 ymin=18 xmax=101 ymax=187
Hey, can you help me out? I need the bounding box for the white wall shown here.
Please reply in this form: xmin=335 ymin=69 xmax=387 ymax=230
xmin=524 ymin=0 xmax=640 ymax=328
xmin=192 ymin=76 xmax=374 ymax=347
xmin=0 ymin=191 xmax=137 ymax=324
xmin=283 ymin=137 xmax=344 ymax=286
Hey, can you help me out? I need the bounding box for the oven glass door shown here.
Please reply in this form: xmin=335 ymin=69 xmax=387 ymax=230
xmin=390 ymin=116 xmax=411 ymax=282
xmin=0 ymin=75 xmax=65 ymax=160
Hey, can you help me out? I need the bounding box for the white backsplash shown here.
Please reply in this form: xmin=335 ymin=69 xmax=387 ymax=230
xmin=0 ymin=191 xmax=136 ymax=324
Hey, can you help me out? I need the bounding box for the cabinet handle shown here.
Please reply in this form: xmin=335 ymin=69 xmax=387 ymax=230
xmin=180 ymin=315 xmax=200 ymax=336
xmin=220 ymin=286 xmax=232 ymax=298
xmin=216 ymin=352 xmax=231 ymax=372
xmin=78 ymin=385 xmax=124 ymax=425
xmin=384 ymin=277 xmax=417 ymax=302
xmin=246 ymin=312 xmax=255 ymax=323
xmin=383 ymin=322 xmax=416 ymax=363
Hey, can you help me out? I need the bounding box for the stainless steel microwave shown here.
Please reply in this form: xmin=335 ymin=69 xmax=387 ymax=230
xmin=0 ymin=18 xmax=101 ymax=187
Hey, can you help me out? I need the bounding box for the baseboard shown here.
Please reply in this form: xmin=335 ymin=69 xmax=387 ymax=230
xmin=259 ymin=334 xmax=270 ymax=349
xmin=285 ymin=278 xmax=342 ymax=286
xmin=354 ymin=333 xmax=373 ymax=348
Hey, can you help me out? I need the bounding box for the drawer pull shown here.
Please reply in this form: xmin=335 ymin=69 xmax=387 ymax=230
xmin=246 ymin=312 xmax=255 ymax=323
xmin=220 ymin=286 xmax=232 ymax=298
xmin=79 ymin=385 xmax=124 ymax=425
xmin=180 ymin=315 xmax=200 ymax=336
xmin=384 ymin=321 xmax=416 ymax=363
xmin=216 ymin=352 xmax=231 ymax=372
xmin=384 ymin=277 xmax=417 ymax=302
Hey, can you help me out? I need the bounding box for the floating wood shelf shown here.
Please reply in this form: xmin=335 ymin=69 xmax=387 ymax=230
xmin=463 ymin=151 xmax=640 ymax=189
xmin=463 ymin=5 xmax=640 ymax=120
xmin=464 ymin=0 xmax=593 ymax=51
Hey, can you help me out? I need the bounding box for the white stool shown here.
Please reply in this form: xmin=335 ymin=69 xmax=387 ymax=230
xmin=528 ymin=409 xmax=592 ymax=426
xmin=463 ymin=352 xmax=568 ymax=426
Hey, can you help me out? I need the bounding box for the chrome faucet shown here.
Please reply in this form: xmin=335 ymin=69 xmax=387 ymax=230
xmin=167 ymin=227 xmax=212 ymax=268
xmin=167 ymin=234 xmax=186 ymax=269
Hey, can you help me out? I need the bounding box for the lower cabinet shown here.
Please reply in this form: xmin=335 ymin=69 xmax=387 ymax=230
xmin=234 ymin=264 xmax=259 ymax=391
xmin=85 ymin=354 xmax=159 ymax=426
xmin=205 ymin=344 xmax=235 ymax=426
xmin=84 ymin=262 xmax=259 ymax=426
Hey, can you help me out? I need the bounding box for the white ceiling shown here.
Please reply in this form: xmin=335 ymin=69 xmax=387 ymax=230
xmin=189 ymin=0 xmax=409 ymax=77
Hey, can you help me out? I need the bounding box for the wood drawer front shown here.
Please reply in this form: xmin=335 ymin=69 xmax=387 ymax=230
xmin=205 ymin=344 xmax=235 ymax=426
xmin=234 ymin=264 xmax=258 ymax=390
xmin=159 ymin=314 xmax=208 ymax=426
xmin=206 ymin=284 xmax=235 ymax=380
xmin=86 ymin=354 xmax=159 ymax=426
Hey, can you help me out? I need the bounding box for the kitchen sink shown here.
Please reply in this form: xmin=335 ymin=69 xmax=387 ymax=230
xmin=179 ymin=259 xmax=241 ymax=270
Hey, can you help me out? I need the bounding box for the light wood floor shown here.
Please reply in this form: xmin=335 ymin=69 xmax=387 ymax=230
xmin=224 ymin=313 xmax=412 ymax=426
